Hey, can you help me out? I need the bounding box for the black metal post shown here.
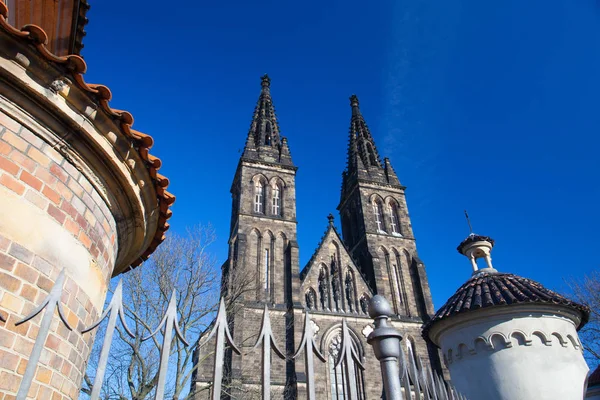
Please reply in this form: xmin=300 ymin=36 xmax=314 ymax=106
xmin=367 ymin=295 xmax=403 ymax=400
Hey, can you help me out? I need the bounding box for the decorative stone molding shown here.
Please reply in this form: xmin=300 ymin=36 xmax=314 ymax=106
xmin=444 ymin=329 xmax=583 ymax=365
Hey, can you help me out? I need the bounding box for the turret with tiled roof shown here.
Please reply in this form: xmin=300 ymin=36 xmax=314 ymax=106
xmin=423 ymin=232 xmax=591 ymax=400
xmin=242 ymin=74 xmax=294 ymax=166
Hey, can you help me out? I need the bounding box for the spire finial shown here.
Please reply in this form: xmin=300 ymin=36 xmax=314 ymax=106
xmin=327 ymin=213 xmax=335 ymax=226
xmin=349 ymin=94 xmax=359 ymax=108
xmin=261 ymin=74 xmax=271 ymax=88
xmin=464 ymin=210 xmax=474 ymax=234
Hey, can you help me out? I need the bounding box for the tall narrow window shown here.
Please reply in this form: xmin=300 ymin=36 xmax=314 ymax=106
xmin=272 ymin=185 xmax=281 ymax=216
xmin=254 ymin=182 xmax=264 ymax=213
xmin=329 ymin=333 xmax=346 ymax=399
xmin=374 ymin=200 xmax=385 ymax=232
xmin=264 ymin=248 xmax=269 ymax=290
xmin=328 ymin=330 xmax=366 ymax=400
xmin=390 ymin=203 xmax=401 ymax=235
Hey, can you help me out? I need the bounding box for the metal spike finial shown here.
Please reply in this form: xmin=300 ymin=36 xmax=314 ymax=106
xmin=16 ymin=269 xmax=72 ymax=400
xmin=293 ymin=310 xmax=326 ymax=400
xmin=81 ymin=279 xmax=134 ymax=400
xmin=142 ymin=290 xmax=189 ymax=400
xmin=334 ymin=319 xmax=365 ymax=400
xmin=254 ymin=305 xmax=286 ymax=400
xmin=200 ymin=297 xmax=241 ymax=400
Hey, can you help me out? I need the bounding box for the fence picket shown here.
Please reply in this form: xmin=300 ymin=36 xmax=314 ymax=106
xmin=15 ymin=269 xmax=71 ymax=400
xmin=81 ymin=279 xmax=134 ymax=400
xmin=253 ymin=305 xmax=286 ymax=400
xmin=293 ymin=310 xmax=326 ymax=400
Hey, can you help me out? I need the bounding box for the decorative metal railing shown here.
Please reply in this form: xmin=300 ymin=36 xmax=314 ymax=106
xmin=8 ymin=270 xmax=463 ymax=400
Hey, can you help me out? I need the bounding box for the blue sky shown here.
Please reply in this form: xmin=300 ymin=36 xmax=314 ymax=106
xmin=82 ymin=0 xmax=599 ymax=310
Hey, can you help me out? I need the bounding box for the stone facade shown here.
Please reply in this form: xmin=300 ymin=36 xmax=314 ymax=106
xmin=0 ymin=4 xmax=173 ymax=398
xmin=193 ymin=79 xmax=443 ymax=399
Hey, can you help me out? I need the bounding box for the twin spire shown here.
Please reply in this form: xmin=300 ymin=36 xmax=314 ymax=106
xmin=344 ymin=95 xmax=400 ymax=192
xmin=348 ymin=95 xmax=382 ymax=170
xmin=241 ymin=76 xmax=399 ymax=184
xmin=242 ymin=75 xmax=293 ymax=165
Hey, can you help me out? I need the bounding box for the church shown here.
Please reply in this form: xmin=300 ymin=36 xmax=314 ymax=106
xmin=193 ymin=75 xmax=444 ymax=399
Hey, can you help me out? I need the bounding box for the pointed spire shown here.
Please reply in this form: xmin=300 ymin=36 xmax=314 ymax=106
xmin=348 ymin=95 xmax=382 ymax=170
xmin=383 ymin=157 xmax=400 ymax=186
xmin=242 ymin=75 xmax=291 ymax=165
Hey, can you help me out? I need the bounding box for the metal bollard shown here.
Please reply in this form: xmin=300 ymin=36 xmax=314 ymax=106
xmin=367 ymin=295 xmax=403 ymax=400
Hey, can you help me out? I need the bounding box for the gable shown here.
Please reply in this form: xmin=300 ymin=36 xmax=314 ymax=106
xmin=300 ymin=226 xmax=373 ymax=314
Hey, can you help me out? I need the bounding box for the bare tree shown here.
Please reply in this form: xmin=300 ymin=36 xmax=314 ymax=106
xmin=567 ymin=270 xmax=600 ymax=366
xmin=82 ymin=225 xmax=221 ymax=399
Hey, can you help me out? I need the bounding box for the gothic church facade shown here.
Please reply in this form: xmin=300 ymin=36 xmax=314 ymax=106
xmin=193 ymin=75 xmax=442 ymax=399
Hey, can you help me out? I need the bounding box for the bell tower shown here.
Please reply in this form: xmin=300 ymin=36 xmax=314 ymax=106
xmin=220 ymin=75 xmax=300 ymax=397
xmin=338 ymin=95 xmax=435 ymax=320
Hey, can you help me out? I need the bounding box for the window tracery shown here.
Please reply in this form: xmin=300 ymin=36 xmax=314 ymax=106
xmin=373 ymin=199 xmax=386 ymax=233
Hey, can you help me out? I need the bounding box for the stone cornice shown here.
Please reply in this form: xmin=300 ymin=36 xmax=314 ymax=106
xmin=427 ymin=303 xmax=583 ymax=347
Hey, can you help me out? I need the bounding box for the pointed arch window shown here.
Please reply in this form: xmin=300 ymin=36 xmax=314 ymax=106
xmin=254 ymin=181 xmax=265 ymax=213
xmin=327 ymin=330 xmax=366 ymax=400
xmin=389 ymin=202 xmax=401 ymax=235
xmin=373 ymin=200 xmax=386 ymax=233
xmin=272 ymin=184 xmax=281 ymax=216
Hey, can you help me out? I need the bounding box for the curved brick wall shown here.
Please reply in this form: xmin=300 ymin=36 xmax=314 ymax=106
xmin=0 ymin=110 xmax=118 ymax=399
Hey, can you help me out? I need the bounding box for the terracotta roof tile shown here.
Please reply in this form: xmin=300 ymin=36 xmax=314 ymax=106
xmin=423 ymin=271 xmax=590 ymax=344
xmin=0 ymin=3 xmax=174 ymax=269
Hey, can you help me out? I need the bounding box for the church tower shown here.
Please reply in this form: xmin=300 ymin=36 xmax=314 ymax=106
xmin=220 ymin=75 xmax=301 ymax=397
xmin=338 ymin=95 xmax=435 ymax=320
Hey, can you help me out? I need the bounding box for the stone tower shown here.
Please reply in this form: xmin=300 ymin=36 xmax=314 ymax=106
xmin=338 ymin=95 xmax=434 ymax=320
xmin=213 ymin=75 xmax=301 ymax=397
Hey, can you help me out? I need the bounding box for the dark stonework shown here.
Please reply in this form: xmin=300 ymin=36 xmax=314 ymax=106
xmin=193 ymin=83 xmax=444 ymax=399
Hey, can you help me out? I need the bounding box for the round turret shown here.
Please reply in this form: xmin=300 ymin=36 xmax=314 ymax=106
xmin=423 ymin=234 xmax=590 ymax=400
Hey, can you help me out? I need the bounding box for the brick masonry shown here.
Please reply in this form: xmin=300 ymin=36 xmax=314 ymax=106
xmin=0 ymin=110 xmax=118 ymax=399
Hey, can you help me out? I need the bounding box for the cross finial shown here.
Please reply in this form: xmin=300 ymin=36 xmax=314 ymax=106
xmin=464 ymin=210 xmax=474 ymax=234
xmin=327 ymin=213 xmax=335 ymax=226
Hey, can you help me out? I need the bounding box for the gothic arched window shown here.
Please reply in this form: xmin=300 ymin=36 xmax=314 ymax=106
xmin=271 ymin=184 xmax=282 ymax=216
xmin=254 ymin=181 xmax=265 ymax=214
xmin=373 ymin=199 xmax=386 ymax=233
xmin=327 ymin=329 xmax=366 ymax=400
xmin=389 ymin=201 xmax=401 ymax=235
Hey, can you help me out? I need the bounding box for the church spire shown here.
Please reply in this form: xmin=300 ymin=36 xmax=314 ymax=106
xmin=348 ymin=95 xmax=382 ymax=170
xmin=242 ymin=75 xmax=293 ymax=165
